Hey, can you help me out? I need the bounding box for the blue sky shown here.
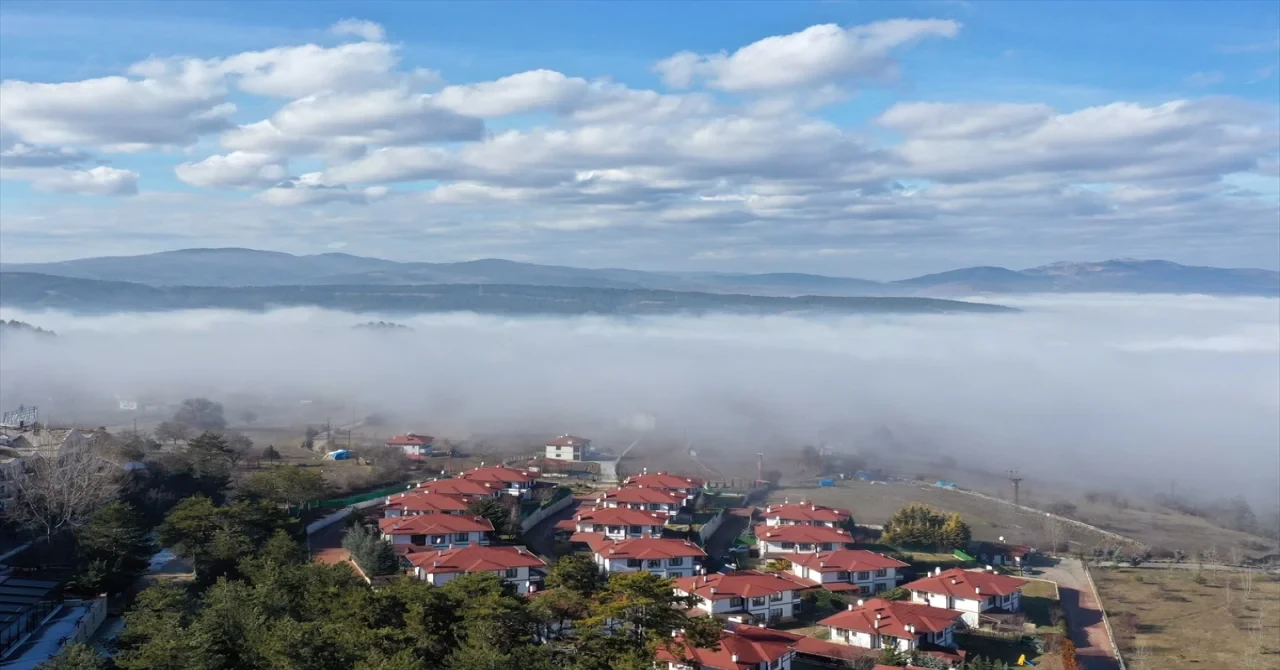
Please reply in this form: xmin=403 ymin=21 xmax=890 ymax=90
xmin=0 ymin=0 xmax=1276 ymax=277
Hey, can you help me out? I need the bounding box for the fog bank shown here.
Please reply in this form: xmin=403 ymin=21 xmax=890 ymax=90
xmin=2 ymin=294 xmax=1277 ymax=503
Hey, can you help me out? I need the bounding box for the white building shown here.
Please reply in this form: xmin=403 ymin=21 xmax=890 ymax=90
xmin=386 ymin=433 xmax=435 ymax=459
xmin=382 ymin=491 xmax=469 ymax=517
xmin=903 ymin=567 xmax=1027 ymax=627
xmin=378 ymin=514 xmax=493 ymax=549
xmin=545 ymin=435 xmax=592 ymax=461
xmin=589 ymin=537 xmax=707 ymax=579
xmin=593 ymin=487 xmax=687 ymax=514
xmin=657 ymin=625 xmax=803 ymax=670
xmin=671 ymin=570 xmax=812 ymax=624
xmin=818 ymin=598 xmax=961 ymax=652
xmin=405 ymin=545 xmax=547 ymax=595
xmin=573 ymin=507 xmax=669 ymax=540
xmin=754 ymin=524 xmax=856 ymax=555
xmin=621 ymin=472 xmax=703 ymax=502
xmin=787 ymin=550 xmax=908 ymax=596
xmin=762 ymin=501 xmax=852 ymax=528
xmin=457 ymin=465 xmax=539 ymax=498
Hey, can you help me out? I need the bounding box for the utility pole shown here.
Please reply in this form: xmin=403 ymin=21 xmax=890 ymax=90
xmin=756 ymin=452 xmax=764 ymax=484
xmin=1008 ymin=470 xmax=1024 ymax=506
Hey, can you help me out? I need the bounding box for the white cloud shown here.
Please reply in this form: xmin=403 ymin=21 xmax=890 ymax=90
xmin=1184 ymin=71 xmax=1226 ymax=86
xmin=0 ymin=142 xmax=91 ymax=168
xmin=210 ymin=41 xmax=400 ymax=98
xmin=1 ymin=165 xmax=138 ymax=196
xmin=257 ymin=173 xmax=366 ymax=206
xmin=330 ymin=18 xmax=385 ymax=42
xmin=654 ymin=19 xmax=960 ymax=92
xmin=175 ymin=151 xmax=289 ymax=189
xmin=432 ymin=69 xmax=713 ymax=122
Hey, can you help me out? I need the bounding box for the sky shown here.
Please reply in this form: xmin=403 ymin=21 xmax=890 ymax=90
xmin=3 ymin=293 xmax=1278 ymax=504
xmin=0 ymin=0 xmax=1277 ymax=278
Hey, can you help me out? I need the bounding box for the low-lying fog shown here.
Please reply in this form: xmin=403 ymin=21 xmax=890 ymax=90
xmin=2 ymin=293 xmax=1277 ymax=505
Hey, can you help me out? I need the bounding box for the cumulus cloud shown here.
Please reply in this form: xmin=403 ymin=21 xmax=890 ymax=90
xmin=330 ymin=18 xmax=385 ymax=42
xmin=0 ymin=142 xmax=92 ymax=168
xmin=0 ymin=165 xmax=139 ymax=196
xmin=655 ymin=19 xmax=960 ymax=92
xmin=175 ymin=151 xmax=289 ymax=189
xmin=1 ymin=294 xmax=1276 ymax=503
xmin=432 ymin=69 xmax=713 ymax=122
xmin=257 ymin=173 xmax=367 ymax=206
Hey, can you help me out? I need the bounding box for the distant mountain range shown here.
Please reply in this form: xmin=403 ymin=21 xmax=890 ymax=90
xmin=2 ymin=248 xmax=1276 ymax=297
xmin=0 ymin=273 xmax=1015 ymax=317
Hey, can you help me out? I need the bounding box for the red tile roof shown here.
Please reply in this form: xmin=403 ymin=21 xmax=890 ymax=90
xmin=789 ymin=550 xmax=908 ymax=573
xmin=657 ymin=625 xmax=802 ymax=670
xmin=672 ymin=570 xmax=813 ymax=600
xmin=384 ymin=491 xmax=469 ymax=515
xmin=596 ymin=487 xmax=687 ymax=506
xmin=763 ymin=501 xmax=852 ymax=523
xmin=818 ymin=598 xmax=961 ymax=640
xmin=405 ymin=545 xmax=546 ymax=573
xmin=458 ymin=466 xmax=538 ymax=485
xmin=575 ymin=507 xmax=670 ymax=527
xmin=415 ymin=478 xmax=502 ymax=498
xmin=622 ymin=472 xmax=704 ymax=490
xmin=386 ymin=433 xmax=434 ymax=445
xmin=904 ymin=567 xmax=1027 ymax=599
xmin=755 ymin=524 xmax=854 ymax=545
xmin=545 ymin=434 xmax=590 ymax=447
xmin=594 ymin=537 xmax=708 ymax=560
xmin=378 ymin=514 xmax=494 ymax=535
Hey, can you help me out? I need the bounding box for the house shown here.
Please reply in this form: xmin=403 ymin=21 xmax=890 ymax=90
xmin=755 ymin=524 xmax=856 ymax=555
xmin=590 ymin=537 xmax=707 ymax=579
xmin=545 ymin=434 xmax=592 ymax=461
xmin=457 ymin=466 xmax=539 ymax=498
xmin=414 ymin=477 xmax=504 ymax=500
xmin=594 ymin=487 xmax=687 ymax=514
xmin=621 ymin=472 xmax=703 ymax=501
xmin=0 ymin=452 xmax=24 ymax=509
xmin=818 ymin=598 xmax=962 ymax=652
xmin=378 ymin=514 xmax=493 ymax=549
xmin=903 ymin=567 xmax=1028 ymax=627
xmin=382 ymin=491 xmax=469 ymax=517
xmin=672 ymin=570 xmax=813 ymax=624
xmin=573 ymin=507 xmax=669 ymax=540
xmin=787 ymin=550 xmax=909 ymax=595
xmin=971 ymin=541 xmax=1035 ymax=569
xmin=762 ymin=501 xmax=852 ymax=528
xmin=386 ymin=433 xmax=435 ymax=459
xmin=656 ymin=624 xmax=803 ymax=670
xmin=404 ymin=545 xmax=547 ymax=594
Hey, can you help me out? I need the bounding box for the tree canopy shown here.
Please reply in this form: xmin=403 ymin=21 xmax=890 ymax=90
xmin=881 ymin=503 xmax=972 ymax=550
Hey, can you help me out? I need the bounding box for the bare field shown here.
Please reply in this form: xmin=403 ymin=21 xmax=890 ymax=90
xmin=1094 ymin=567 xmax=1280 ymax=669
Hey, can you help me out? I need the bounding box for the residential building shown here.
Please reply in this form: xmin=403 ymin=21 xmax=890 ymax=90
xmin=621 ymin=471 xmax=703 ymax=501
xmin=382 ymin=491 xmax=469 ymax=517
xmin=378 ymin=514 xmax=493 ymax=549
xmin=594 ymin=487 xmax=687 ymax=514
xmin=573 ymin=507 xmax=668 ymax=540
xmin=903 ymin=567 xmax=1027 ymax=627
xmin=755 ymin=524 xmax=856 ymax=555
xmin=818 ymin=598 xmax=961 ymax=652
xmin=386 ymin=433 xmax=435 ymax=459
xmin=787 ymin=550 xmax=908 ymax=595
xmin=0 ymin=454 xmax=24 ymax=509
xmin=762 ymin=501 xmax=852 ymax=528
xmin=414 ymin=477 xmax=504 ymax=500
xmin=545 ymin=434 xmax=592 ymax=461
xmin=656 ymin=624 xmax=803 ymax=670
xmin=672 ymin=570 xmax=813 ymax=624
xmin=970 ymin=541 xmax=1034 ymax=569
xmin=590 ymin=537 xmax=707 ymax=579
xmin=457 ymin=465 xmax=539 ymax=498
xmin=404 ymin=545 xmax=547 ymax=594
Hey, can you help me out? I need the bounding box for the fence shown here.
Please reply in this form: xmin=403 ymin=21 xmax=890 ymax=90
xmin=305 ymin=496 xmax=386 ymax=536
xmin=1082 ymin=562 xmax=1127 ymax=670
xmin=519 ymin=489 xmax=575 ymax=534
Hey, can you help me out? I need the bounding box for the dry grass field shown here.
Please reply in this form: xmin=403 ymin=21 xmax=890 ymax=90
xmin=1094 ymin=567 xmax=1280 ymax=669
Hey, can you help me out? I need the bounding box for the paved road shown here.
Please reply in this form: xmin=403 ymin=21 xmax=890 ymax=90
xmin=309 ymin=516 xmax=351 ymax=565
xmin=1037 ymin=558 xmax=1120 ymax=670
xmin=701 ymin=508 xmax=752 ymax=571
xmin=522 ymin=496 xmax=587 ymax=558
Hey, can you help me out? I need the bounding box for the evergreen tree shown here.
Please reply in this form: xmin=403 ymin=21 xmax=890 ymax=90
xmin=35 ymin=643 xmax=107 ymax=670
xmin=940 ymin=513 xmax=972 ymax=550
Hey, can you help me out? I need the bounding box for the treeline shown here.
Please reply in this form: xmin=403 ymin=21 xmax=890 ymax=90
xmin=880 ymin=503 xmax=972 ymax=550
xmin=0 ymin=319 xmax=55 ymax=336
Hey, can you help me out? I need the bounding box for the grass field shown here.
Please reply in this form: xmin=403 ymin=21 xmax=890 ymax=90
xmin=1094 ymin=567 xmax=1280 ymax=669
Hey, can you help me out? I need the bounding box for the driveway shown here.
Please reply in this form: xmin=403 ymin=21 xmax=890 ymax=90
xmin=522 ymin=496 xmax=588 ymax=558
xmin=308 ymin=517 xmax=351 ymax=565
xmin=1037 ymin=557 xmax=1120 ymax=670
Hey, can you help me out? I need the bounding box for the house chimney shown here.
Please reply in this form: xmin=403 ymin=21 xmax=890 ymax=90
xmin=856 ymin=599 xmax=864 ymax=607
xmin=671 ymin=630 xmax=678 ymax=638
xmin=820 ymin=561 xmax=826 ymax=568
xmin=951 ymin=578 xmax=957 ymax=585
xmin=874 ymin=619 xmax=880 ymax=629
xmin=710 ymin=587 xmax=717 ymax=594
xmin=986 ymin=565 xmax=993 ymax=572
xmin=847 ymin=603 xmax=855 ymax=611
xmin=731 ymin=654 xmax=740 ymax=663
xmin=907 ymin=624 xmax=915 ymax=634
xmin=975 ymin=587 xmax=981 ymax=595
xmin=935 ymin=567 xmax=942 ymax=576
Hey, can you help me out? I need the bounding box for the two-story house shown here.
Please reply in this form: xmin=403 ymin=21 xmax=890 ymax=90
xmin=762 ymin=501 xmax=852 ymax=528
xmin=755 ymin=524 xmax=856 ymax=555
xmin=573 ymin=507 xmax=669 ymax=540
xmin=594 ymin=487 xmax=687 ymax=515
xmin=787 ymin=550 xmax=908 ymax=595
xmin=457 ymin=466 xmax=539 ymax=498
xmin=378 ymin=514 xmax=493 ymax=549
xmin=382 ymin=491 xmax=469 ymax=517
xmin=414 ymin=477 xmax=504 ymax=500
xmin=621 ymin=471 xmax=703 ymax=504
xmin=818 ymin=598 xmax=962 ymax=653
xmin=386 ymin=434 xmax=435 ymax=459
xmin=672 ymin=570 xmax=813 ymax=624
xmin=903 ymin=567 xmax=1027 ymax=627
xmin=545 ymin=435 xmax=592 ymax=461
xmin=404 ymin=545 xmax=547 ymax=594
xmin=592 ymin=537 xmax=707 ymax=579
xmin=656 ymin=624 xmax=803 ymax=670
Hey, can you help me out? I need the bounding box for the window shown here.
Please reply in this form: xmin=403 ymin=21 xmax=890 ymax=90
xmin=856 ymin=571 xmax=871 ymax=581
xmin=628 ymin=525 xmax=642 ymax=535
xmin=730 ymin=597 xmax=745 ymax=608
xmin=608 ymin=525 xmax=622 ymax=534
xmin=781 ymin=542 xmax=795 ymax=549
xmin=592 ymin=524 xmax=602 ymax=532
xmin=455 ymin=532 xmax=469 ymax=542
xmin=431 ymin=535 xmax=447 ymax=545
xmin=669 ymin=557 xmax=684 ymax=566
xmin=627 ymin=558 xmax=642 ymax=568
xmin=874 ymin=582 xmax=887 ymax=593
xmin=751 ymin=597 xmax=767 ymax=607
xmin=647 ymin=559 xmax=662 ymax=568
xmin=875 ymin=568 xmax=887 ymax=577
xmin=859 ymin=585 xmax=872 ymax=595
xmin=504 ymin=568 xmax=518 ymax=578
xmin=411 ymin=534 xmax=426 ymax=545
xmin=769 ymin=592 xmax=782 ymax=602
xmin=837 ymin=571 xmax=850 ymax=581
xmin=820 ymin=543 xmax=833 ymax=551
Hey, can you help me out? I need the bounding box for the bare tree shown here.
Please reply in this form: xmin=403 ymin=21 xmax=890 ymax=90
xmin=7 ymin=445 xmax=119 ymax=540
xmin=155 ymin=421 xmax=190 ymax=445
